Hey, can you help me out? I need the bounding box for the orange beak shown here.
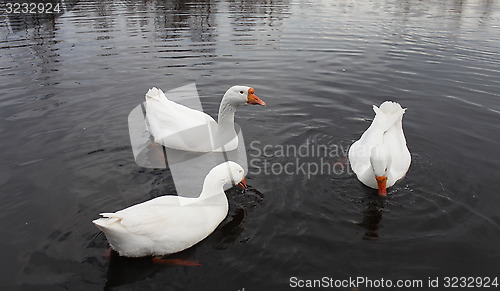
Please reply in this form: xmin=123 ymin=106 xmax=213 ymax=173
xmin=375 ymin=176 xmax=387 ymax=196
xmin=246 ymin=88 xmax=266 ymax=106
xmin=237 ymin=178 xmax=247 ymax=189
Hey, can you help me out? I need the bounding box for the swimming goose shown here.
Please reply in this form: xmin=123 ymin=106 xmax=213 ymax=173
xmin=145 ymin=86 xmax=266 ymax=152
xmin=93 ymin=161 xmax=247 ymax=257
xmin=348 ymin=101 xmax=411 ymax=196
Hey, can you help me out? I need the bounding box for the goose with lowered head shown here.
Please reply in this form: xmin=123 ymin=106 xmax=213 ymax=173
xmin=145 ymin=86 xmax=266 ymax=152
xmin=348 ymin=101 xmax=411 ymax=196
xmin=93 ymin=161 xmax=247 ymax=258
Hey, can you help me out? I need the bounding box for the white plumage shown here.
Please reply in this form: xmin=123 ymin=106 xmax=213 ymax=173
xmin=145 ymin=86 xmax=265 ymax=152
xmin=348 ymin=101 xmax=411 ymax=195
xmin=93 ymin=161 xmax=246 ymax=257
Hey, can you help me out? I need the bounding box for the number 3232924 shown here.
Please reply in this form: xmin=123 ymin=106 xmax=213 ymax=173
xmin=4 ymin=2 xmax=61 ymax=14
xmin=443 ymin=277 xmax=499 ymax=288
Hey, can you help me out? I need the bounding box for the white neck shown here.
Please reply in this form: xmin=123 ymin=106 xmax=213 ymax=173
xmin=217 ymin=99 xmax=237 ymax=129
xmin=215 ymin=99 xmax=238 ymax=149
xmin=199 ymin=167 xmax=228 ymax=200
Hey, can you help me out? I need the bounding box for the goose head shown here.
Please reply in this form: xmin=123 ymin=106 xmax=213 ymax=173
xmin=370 ymin=144 xmax=391 ymax=196
xmin=223 ymin=86 xmax=266 ymax=107
xmin=213 ymin=161 xmax=247 ymax=190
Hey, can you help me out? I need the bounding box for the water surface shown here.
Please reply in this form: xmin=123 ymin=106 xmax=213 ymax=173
xmin=1 ymin=0 xmax=500 ymax=289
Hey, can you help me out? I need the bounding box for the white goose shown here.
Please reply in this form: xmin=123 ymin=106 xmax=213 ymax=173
xmin=348 ymin=101 xmax=411 ymax=196
xmin=145 ymin=86 xmax=266 ymax=152
xmin=93 ymin=161 xmax=247 ymax=258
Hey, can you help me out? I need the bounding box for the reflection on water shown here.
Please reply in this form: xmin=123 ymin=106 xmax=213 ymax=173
xmin=1 ymin=0 xmax=500 ymax=289
xmin=104 ymin=251 xmax=165 ymax=289
xmin=227 ymin=0 xmax=290 ymax=32
xmin=357 ymin=196 xmax=385 ymax=240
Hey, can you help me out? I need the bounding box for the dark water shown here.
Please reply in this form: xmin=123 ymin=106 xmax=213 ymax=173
xmin=1 ymin=0 xmax=500 ymax=290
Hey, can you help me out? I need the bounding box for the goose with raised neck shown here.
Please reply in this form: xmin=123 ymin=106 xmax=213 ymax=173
xmin=145 ymin=86 xmax=266 ymax=152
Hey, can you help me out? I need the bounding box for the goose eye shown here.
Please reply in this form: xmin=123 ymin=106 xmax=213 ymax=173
xmin=239 ymin=91 xmax=244 ymax=94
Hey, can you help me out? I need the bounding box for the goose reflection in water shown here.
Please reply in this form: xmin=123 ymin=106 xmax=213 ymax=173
xmin=357 ymin=196 xmax=385 ymax=240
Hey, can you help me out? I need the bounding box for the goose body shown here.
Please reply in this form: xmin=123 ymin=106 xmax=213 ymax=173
xmin=93 ymin=161 xmax=247 ymax=257
xmin=348 ymin=101 xmax=411 ymax=196
xmin=145 ymin=86 xmax=265 ymax=152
